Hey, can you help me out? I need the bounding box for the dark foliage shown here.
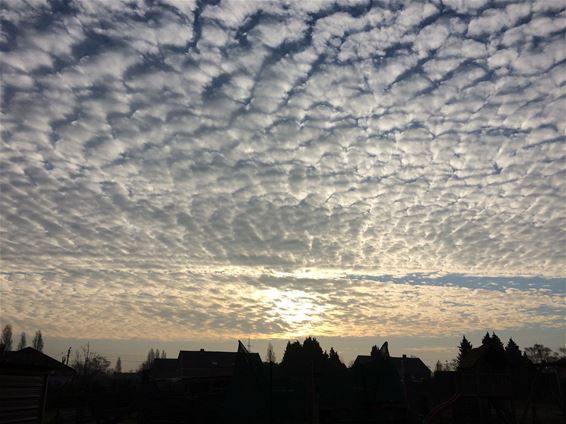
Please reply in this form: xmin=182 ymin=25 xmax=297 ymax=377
xmin=456 ymin=335 xmax=472 ymax=368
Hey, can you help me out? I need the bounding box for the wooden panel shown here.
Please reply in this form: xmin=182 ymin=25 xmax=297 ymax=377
xmin=0 ymin=387 xmax=42 ymax=399
xmin=0 ymin=398 xmax=41 ymax=411
xmin=0 ymin=409 xmax=40 ymax=421
xmin=0 ymin=377 xmax=43 ymax=388
xmin=0 ymin=373 xmax=45 ymax=424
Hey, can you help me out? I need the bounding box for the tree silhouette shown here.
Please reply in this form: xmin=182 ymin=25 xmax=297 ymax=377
xmin=524 ymin=344 xmax=557 ymax=364
xmin=456 ymin=335 xmax=473 ymax=368
xmin=115 ymin=357 xmax=122 ymax=373
xmin=329 ymin=347 xmax=339 ymax=361
xmin=481 ymin=332 xmax=491 ymax=346
xmin=281 ymin=341 xmax=302 ymax=370
xmin=32 ymin=330 xmax=44 ymax=352
xmin=17 ymin=332 xmax=27 ymax=350
xmin=505 ymin=338 xmax=522 ymax=364
xmin=139 ymin=347 xmax=161 ymax=371
xmin=266 ymin=342 xmax=277 ymax=363
xmin=490 ymin=332 xmax=504 ymax=351
xmin=0 ymin=325 xmax=13 ymax=353
xmin=161 ymin=349 xmax=166 ymax=359
xmin=327 ymin=347 xmax=346 ymax=372
xmin=71 ymin=343 xmax=110 ymax=376
xmin=370 ymin=344 xmax=379 ymax=357
xmin=280 ymin=337 xmax=343 ymax=376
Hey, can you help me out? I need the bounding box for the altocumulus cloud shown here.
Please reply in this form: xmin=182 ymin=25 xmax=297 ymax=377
xmin=1 ymin=0 xmax=565 ymax=340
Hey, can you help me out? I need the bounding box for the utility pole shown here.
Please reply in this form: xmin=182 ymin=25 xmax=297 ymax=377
xmin=65 ymin=347 xmax=71 ymax=365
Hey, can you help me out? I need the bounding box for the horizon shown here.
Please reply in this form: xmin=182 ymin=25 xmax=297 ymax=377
xmin=1 ymin=0 xmax=565 ymax=372
xmin=4 ymin=327 xmax=564 ymax=373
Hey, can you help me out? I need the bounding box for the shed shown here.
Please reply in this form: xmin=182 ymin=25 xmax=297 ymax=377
xmin=0 ymin=347 xmax=75 ymax=423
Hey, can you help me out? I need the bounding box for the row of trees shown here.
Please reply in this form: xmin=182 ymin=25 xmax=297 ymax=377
xmin=436 ymin=332 xmax=566 ymax=371
xmin=139 ymin=348 xmax=167 ymax=371
xmin=70 ymin=345 xmax=169 ymax=375
xmin=66 ymin=346 xmax=168 ymax=374
xmin=279 ymin=337 xmax=346 ymax=375
xmin=70 ymin=346 xmax=170 ymax=375
xmin=0 ymin=324 xmax=43 ymax=353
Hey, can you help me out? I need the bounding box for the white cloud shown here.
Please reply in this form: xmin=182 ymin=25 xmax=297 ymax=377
xmin=1 ymin=0 xmax=565 ymax=340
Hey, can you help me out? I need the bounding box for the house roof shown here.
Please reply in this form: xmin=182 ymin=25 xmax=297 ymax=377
xmin=351 ymin=342 xmax=405 ymax=403
xmin=458 ymin=345 xmax=489 ymax=370
xmin=177 ymin=349 xmax=262 ymax=378
xmin=150 ymin=358 xmax=178 ymax=379
xmin=0 ymin=347 xmax=75 ymax=375
xmin=353 ymin=355 xmax=431 ymax=379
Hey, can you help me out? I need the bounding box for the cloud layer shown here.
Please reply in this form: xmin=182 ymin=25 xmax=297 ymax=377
xmin=1 ymin=0 xmax=565 ymax=340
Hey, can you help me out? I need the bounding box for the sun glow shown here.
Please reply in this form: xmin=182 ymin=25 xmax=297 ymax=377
xmin=262 ymin=288 xmax=327 ymax=337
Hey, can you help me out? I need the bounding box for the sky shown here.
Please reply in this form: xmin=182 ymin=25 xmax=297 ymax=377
xmin=1 ymin=0 xmax=565 ymax=371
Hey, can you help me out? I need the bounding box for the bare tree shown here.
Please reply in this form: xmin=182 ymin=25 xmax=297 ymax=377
xmin=266 ymin=342 xmax=277 ymax=363
xmin=139 ymin=348 xmax=160 ymax=371
xmin=32 ymin=330 xmax=44 ymax=352
xmin=525 ymin=344 xmax=558 ymax=364
xmin=71 ymin=343 xmax=110 ymax=376
xmin=17 ymin=332 xmax=26 ymax=350
xmin=0 ymin=325 xmax=13 ymax=353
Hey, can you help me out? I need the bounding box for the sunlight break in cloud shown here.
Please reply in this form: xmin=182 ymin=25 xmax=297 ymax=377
xmin=1 ymin=0 xmax=565 ymax=342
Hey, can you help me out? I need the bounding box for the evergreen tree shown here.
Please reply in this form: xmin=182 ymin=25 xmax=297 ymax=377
xmin=481 ymin=332 xmax=491 ymax=346
xmin=281 ymin=338 xmax=330 ymax=375
xmin=303 ymin=337 xmax=324 ymax=359
xmin=281 ymin=341 xmax=302 ymax=369
xmin=32 ymin=330 xmax=44 ymax=352
xmin=115 ymin=357 xmax=122 ymax=373
xmin=17 ymin=332 xmax=27 ymax=350
xmin=457 ymin=335 xmax=473 ymax=368
xmin=505 ymin=338 xmax=522 ymax=364
xmin=490 ymin=332 xmax=504 ymax=351
xmin=328 ymin=347 xmax=345 ymax=369
xmin=161 ymin=350 xmax=166 ymax=359
xmin=435 ymin=360 xmax=443 ymax=372
xmin=329 ymin=347 xmax=339 ymax=360
xmin=370 ymin=344 xmax=379 ymax=357
xmin=1 ymin=325 xmax=13 ymax=353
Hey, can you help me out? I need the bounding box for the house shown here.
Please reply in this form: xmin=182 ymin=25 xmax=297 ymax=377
xmin=425 ymin=344 xmax=518 ymax=424
xmin=351 ymin=342 xmax=407 ymax=422
xmin=148 ymin=347 xmax=262 ymax=381
xmin=1 ymin=347 xmax=75 ymax=376
xmin=0 ymin=347 xmax=75 ymax=423
xmin=149 ymin=358 xmax=178 ymax=380
xmin=143 ymin=342 xmax=265 ymax=423
xmin=353 ymin=353 xmax=431 ymax=382
xmin=179 ymin=349 xmax=241 ymax=378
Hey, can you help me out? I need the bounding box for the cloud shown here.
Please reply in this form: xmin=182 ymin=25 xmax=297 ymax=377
xmin=1 ymin=269 xmax=563 ymax=340
xmin=1 ymin=0 xmax=565 ymax=340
